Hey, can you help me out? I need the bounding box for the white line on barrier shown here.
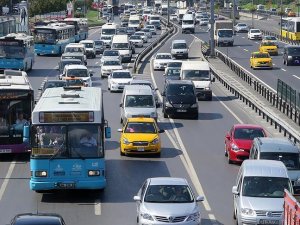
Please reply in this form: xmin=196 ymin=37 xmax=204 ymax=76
xmin=281 ymin=68 xmax=286 ymax=71
xmin=293 ymin=75 xmax=300 ymax=80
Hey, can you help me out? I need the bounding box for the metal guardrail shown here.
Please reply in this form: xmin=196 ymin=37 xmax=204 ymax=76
xmin=206 ymin=48 xmax=300 ymax=143
xmin=132 ymin=19 xmax=175 ymax=73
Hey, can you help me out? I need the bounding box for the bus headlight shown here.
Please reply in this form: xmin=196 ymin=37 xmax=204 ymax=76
xmin=88 ymin=170 xmax=100 ymax=176
xmin=35 ymin=171 xmax=47 ymax=177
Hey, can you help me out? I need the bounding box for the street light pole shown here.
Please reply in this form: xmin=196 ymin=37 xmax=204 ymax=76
xmin=167 ymin=0 xmax=170 ymax=26
xmin=210 ymin=0 xmax=215 ymax=57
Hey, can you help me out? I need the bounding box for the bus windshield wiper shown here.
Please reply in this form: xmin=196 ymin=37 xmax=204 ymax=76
xmin=70 ymin=147 xmax=85 ymax=160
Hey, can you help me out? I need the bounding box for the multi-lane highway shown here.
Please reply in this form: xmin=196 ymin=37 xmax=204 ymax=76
xmin=0 ymin=15 xmax=291 ymax=225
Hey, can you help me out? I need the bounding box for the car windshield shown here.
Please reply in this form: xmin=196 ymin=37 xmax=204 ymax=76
xmin=253 ymin=53 xmax=270 ymax=58
xmin=233 ymin=128 xmax=265 ymax=140
xmin=242 ymin=176 xmax=291 ymax=198
xmin=183 ymin=70 xmax=210 ymax=80
xmin=112 ymin=43 xmax=129 ymax=49
xmin=125 ymin=95 xmax=154 ymax=107
xmin=218 ymin=30 xmax=233 ymax=37
xmin=104 ymin=51 xmax=119 ymax=56
xmin=287 ymin=47 xmax=300 ymax=55
xmin=101 ymin=29 xmax=116 ymax=35
xmin=83 ymin=43 xmax=93 ymax=48
xmin=238 ymin=24 xmax=247 ymax=27
xmin=130 ymin=20 xmax=140 ymax=24
xmin=260 ymin=152 xmax=300 ymax=170
xmin=251 ymin=29 xmax=261 ymax=33
xmin=136 ymin=32 xmax=145 ymax=36
xmin=66 ymin=79 xmax=84 ymax=86
xmin=130 ymin=35 xmax=142 ymax=40
xmin=44 ymin=81 xmax=66 ymax=90
xmin=66 ymin=69 xmax=88 ymax=77
xmin=173 ymin=43 xmax=187 ymax=49
xmin=101 ymin=36 xmax=112 ymax=40
xmin=103 ymin=60 xmax=121 ymax=66
xmin=261 ymin=42 xmax=276 ymax=46
xmin=168 ymin=62 xmax=182 ymax=67
xmin=112 ymin=72 xmax=131 ymax=78
xmin=124 ymin=122 xmax=156 ymax=133
xmin=183 ymin=20 xmax=194 ymax=24
xmin=265 ymin=36 xmax=276 ymax=40
xmin=61 ymin=60 xmax=82 ymax=68
xmin=167 ymin=84 xmax=194 ymax=96
xmin=94 ymin=41 xmax=103 ymax=46
xmin=144 ymin=185 xmax=194 ymax=203
xmin=131 ymin=83 xmax=153 ymax=89
xmin=156 ymin=54 xmax=171 ymax=59
xmin=166 ymin=68 xmax=180 ymax=76
xmin=65 ymin=47 xmax=84 ymax=53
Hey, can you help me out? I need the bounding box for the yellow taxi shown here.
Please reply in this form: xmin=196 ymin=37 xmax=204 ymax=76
xmin=64 ymin=76 xmax=87 ymax=87
xmin=250 ymin=51 xmax=273 ymax=69
xmin=118 ymin=117 xmax=164 ymax=156
xmin=259 ymin=41 xmax=278 ymax=55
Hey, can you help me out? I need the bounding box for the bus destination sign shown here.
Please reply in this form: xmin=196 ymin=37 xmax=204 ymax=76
xmin=41 ymin=112 xmax=93 ymax=123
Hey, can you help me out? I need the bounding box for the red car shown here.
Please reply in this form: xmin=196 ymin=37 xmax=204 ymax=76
xmin=224 ymin=124 xmax=267 ymax=164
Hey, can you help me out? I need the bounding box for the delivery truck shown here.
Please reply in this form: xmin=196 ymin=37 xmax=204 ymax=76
xmin=214 ymin=20 xmax=234 ymax=46
xmin=283 ymin=189 xmax=300 ymax=225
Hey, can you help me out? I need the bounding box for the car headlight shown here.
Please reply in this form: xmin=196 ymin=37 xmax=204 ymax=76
xmin=288 ymin=56 xmax=293 ymax=59
xmin=88 ymin=170 xmax=100 ymax=176
xmin=151 ymin=138 xmax=159 ymax=145
xmin=241 ymin=208 xmax=255 ymax=216
xmin=204 ymin=87 xmax=210 ymax=90
xmin=35 ymin=171 xmax=47 ymax=177
xmin=141 ymin=213 xmax=154 ymax=221
xmin=150 ymin=112 xmax=157 ymax=118
xmin=191 ymin=103 xmax=198 ymax=108
xmin=123 ymin=138 xmax=130 ymax=145
xmin=187 ymin=212 xmax=201 ymax=221
xmin=231 ymin=143 xmax=239 ymax=151
xmin=165 ymin=101 xmax=172 ymax=107
xmin=111 ymin=80 xmax=117 ymax=85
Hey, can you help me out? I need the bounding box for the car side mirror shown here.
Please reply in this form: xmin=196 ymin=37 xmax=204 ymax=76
xmin=117 ymin=128 xmax=122 ymax=132
xmin=55 ymin=65 xmax=59 ymax=70
xmin=161 ymin=92 xmax=165 ymax=96
xmin=105 ymin=127 xmax=111 ymax=138
xmin=232 ymin=186 xmax=239 ymax=195
xmin=120 ymin=103 xmax=123 ymax=107
xmin=225 ymin=133 xmax=230 ymax=140
xmin=196 ymin=196 xmax=204 ymax=202
xmin=133 ymin=195 xmax=141 ymax=201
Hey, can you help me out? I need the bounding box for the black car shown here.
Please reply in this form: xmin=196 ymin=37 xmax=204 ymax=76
xmin=10 ymin=213 xmax=66 ymax=225
xmin=162 ymin=80 xmax=198 ymax=119
xmin=283 ymin=45 xmax=300 ymax=66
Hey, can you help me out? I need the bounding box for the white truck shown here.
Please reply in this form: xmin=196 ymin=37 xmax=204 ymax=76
xmin=177 ymin=9 xmax=188 ymax=25
xmin=214 ymin=20 xmax=234 ymax=46
xmin=177 ymin=1 xmax=186 ymax=9
xmin=161 ymin=4 xmax=168 ymax=15
xmin=182 ymin=14 xmax=195 ymax=33
xmin=180 ymin=61 xmax=214 ymax=101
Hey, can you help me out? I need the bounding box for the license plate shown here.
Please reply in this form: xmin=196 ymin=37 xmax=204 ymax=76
xmin=177 ymin=109 xmax=187 ymax=112
xmin=58 ymin=183 xmax=75 ymax=188
xmin=137 ymin=147 xmax=144 ymax=152
xmin=0 ymin=149 xmax=12 ymax=153
xmin=259 ymin=219 xmax=279 ymax=224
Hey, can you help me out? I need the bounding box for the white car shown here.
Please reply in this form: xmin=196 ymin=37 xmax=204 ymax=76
xmin=248 ymin=29 xmax=263 ymax=40
xmin=79 ymin=40 xmax=96 ymax=58
xmin=100 ymin=36 xmax=113 ymax=48
xmin=108 ymin=70 xmax=133 ymax=92
xmin=135 ymin=31 xmax=148 ymax=43
xmin=199 ymin=18 xmax=209 ymax=26
xmin=153 ymin=53 xmax=173 ymax=70
xmin=100 ymin=59 xmax=123 ymax=78
xmin=145 ymin=25 xmax=157 ymax=35
xmin=60 ymin=64 xmax=93 ymax=87
xmin=100 ymin=50 xmax=122 ymax=64
xmin=234 ymin=23 xmax=249 ymax=33
xmin=129 ymin=35 xmax=144 ymax=47
xmin=133 ymin=177 xmax=204 ymax=225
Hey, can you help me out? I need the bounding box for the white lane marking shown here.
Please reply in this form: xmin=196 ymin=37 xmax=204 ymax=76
xmin=242 ymin=36 xmax=245 ymax=39
xmin=293 ymin=75 xmax=300 ymax=80
xmin=243 ymin=49 xmax=248 ymax=52
xmin=281 ymin=68 xmax=286 ymax=71
xmin=0 ymin=162 xmax=16 ymax=201
xmin=94 ymin=199 xmax=101 ymax=215
xmin=255 ymin=42 xmax=259 ymax=44
xmin=237 ymin=46 xmax=241 ymax=48
xmin=95 ymin=61 xmax=99 ymax=65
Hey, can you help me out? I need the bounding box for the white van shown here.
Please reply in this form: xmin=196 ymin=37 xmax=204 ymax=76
xmin=64 ymin=43 xmax=87 ymax=65
xmin=180 ymin=61 xmax=214 ymax=100
xmin=120 ymin=85 xmax=157 ymax=125
xmin=232 ymin=160 xmax=293 ymax=225
xmin=128 ymin=15 xmax=142 ymax=31
xmin=111 ymin=35 xmax=133 ymax=63
xmin=182 ymin=14 xmax=195 ymax=33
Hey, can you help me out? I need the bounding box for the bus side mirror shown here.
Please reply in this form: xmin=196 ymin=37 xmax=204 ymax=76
xmin=23 ymin=125 xmax=30 ymax=143
xmin=105 ymin=127 xmax=111 ymax=139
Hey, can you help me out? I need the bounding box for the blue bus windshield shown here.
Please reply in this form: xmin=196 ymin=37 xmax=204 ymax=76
xmin=0 ymin=45 xmax=25 ymax=59
xmin=34 ymin=29 xmax=56 ymax=44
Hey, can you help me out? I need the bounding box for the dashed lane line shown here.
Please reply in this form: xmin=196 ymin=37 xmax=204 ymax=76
xmin=281 ymin=68 xmax=286 ymax=72
xmin=293 ymin=75 xmax=300 ymax=80
xmin=0 ymin=162 xmax=16 ymax=201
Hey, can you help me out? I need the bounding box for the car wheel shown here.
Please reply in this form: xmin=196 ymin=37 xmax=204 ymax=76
xmin=286 ymin=61 xmax=290 ymax=66
xmin=163 ymin=110 xmax=168 ymax=118
xmin=227 ymin=151 xmax=233 ymax=164
xmin=224 ymin=144 xmax=228 ymax=157
xmin=120 ymin=117 xmax=123 ymax=124
xmin=233 ymin=208 xmax=237 ymax=219
xmin=120 ymin=149 xmax=125 ymax=156
xmin=155 ymin=152 xmax=161 ymax=157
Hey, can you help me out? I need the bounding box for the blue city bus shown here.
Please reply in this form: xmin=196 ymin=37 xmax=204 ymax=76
xmin=64 ymin=18 xmax=88 ymax=42
xmin=0 ymin=33 xmax=35 ymax=71
xmin=0 ymin=17 xmax=16 ymax=37
xmin=33 ymin=22 xmax=75 ymax=56
xmin=30 ymin=86 xmax=111 ymax=192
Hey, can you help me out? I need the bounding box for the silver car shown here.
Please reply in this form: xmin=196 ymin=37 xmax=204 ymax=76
xmin=134 ymin=177 xmax=204 ymax=225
